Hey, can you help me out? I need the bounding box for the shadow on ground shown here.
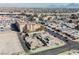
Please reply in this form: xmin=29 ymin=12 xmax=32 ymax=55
xmin=10 ymin=23 xmax=20 ymax=32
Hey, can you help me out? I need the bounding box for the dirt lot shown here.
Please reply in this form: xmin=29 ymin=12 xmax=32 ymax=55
xmin=0 ymin=31 xmax=25 ymax=55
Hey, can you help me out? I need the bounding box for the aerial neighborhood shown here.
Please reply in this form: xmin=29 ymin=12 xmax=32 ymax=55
xmin=0 ymin=5 xmax=79 ymax=55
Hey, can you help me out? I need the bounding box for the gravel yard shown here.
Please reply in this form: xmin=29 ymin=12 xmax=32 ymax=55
xmin=0 ymin=31 xmax=25 ymax=55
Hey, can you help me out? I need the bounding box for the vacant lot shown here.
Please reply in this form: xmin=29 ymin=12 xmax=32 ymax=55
xmin=0 ymin=31 xmax=25 ymax=55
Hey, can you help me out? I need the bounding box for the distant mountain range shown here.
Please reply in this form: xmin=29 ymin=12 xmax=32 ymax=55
xmin=0 ymin=3 xmax=79 ymax=8
xmin=48 ymin=3 xmax=79 ymax=8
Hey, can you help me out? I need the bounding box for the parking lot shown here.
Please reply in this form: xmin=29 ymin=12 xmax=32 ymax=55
xmin=19 ymin=31 xmax=66 ymax=54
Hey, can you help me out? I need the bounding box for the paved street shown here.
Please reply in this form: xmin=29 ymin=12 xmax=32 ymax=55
xmin=34 ymin=44 xmax=69 ymax=55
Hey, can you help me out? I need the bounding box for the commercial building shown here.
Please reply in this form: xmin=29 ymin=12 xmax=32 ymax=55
xmin=16 ymin=20 xmax=43 ymax=33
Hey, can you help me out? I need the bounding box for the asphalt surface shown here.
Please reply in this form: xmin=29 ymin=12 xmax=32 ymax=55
xmin=16 ymin=25 xmax=79 ymax=55
xmin=34 ymin=26 xmax=79 ymax=55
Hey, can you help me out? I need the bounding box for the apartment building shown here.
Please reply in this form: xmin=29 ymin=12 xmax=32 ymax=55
xmin=16 ymin=20 xmax=43 ymax=33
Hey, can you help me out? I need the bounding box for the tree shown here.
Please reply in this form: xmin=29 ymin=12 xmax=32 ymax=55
xmin=75 ymin=25 xmax=79 ymax=30
xmin=68 ymin=20 xmax=72 ymax=23
xmin=70 ymin=14 xmax=78 ymax=19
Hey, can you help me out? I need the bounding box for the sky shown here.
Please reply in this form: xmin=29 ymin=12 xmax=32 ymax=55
xmin=0 ymin=3 xmax=78 ymax=8
xmin=0 ymin=3 xmax=68 ymax=7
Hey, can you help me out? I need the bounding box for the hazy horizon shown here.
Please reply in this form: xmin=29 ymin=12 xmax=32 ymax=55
xmin=0 ymin=3 xmax=78 ymax=8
